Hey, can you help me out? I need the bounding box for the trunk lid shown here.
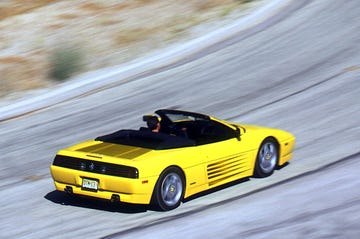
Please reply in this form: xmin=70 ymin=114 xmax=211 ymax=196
xmin=68 ymin=140 xmax=152 ymax=160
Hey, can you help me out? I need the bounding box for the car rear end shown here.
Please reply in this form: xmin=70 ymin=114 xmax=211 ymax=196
xmin=50 ymin=142 xmax=157 ymax=205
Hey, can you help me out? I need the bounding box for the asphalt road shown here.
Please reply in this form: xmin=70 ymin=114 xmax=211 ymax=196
xmin=105 ymin=154 xmax=360 ymax=239
xmin=1 ymin=0 xmax=360 ymax=238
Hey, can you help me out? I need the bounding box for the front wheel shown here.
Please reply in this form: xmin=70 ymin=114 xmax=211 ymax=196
xmin=152 ymin=167 xmax=185 ymax=211
xmin=254 ymin=138 xmax=279 ymax=178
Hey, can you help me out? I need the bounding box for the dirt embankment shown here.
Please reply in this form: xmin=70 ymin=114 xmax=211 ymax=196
xmin=0 ymin=0 xmax=258 ymax=100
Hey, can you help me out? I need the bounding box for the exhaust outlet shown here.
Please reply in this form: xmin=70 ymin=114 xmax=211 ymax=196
xmin=64 ymin=186 xmax=73 ymax=194
xmin=111 ymin=194 xmax=120 ymax=203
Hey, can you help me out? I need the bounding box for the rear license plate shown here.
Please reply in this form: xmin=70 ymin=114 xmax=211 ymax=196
xmin=82 ymin=178 xmax=98 ymax=191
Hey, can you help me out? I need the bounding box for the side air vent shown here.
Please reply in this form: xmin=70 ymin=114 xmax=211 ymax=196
xmin=207 ymin=155 xmax=249 ymax=186
xmin=53 ymin=155 xmax=139 ymax=179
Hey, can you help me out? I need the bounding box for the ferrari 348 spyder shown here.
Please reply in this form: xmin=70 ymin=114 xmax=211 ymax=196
xmin=50 ymin=109 xmax=295 ymax=210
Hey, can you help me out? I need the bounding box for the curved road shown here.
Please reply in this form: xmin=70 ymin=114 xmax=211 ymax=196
xmin=1 ymin=0 xmax=360 ymax=238
xmin=104 ymin=154 xmax=360 ymax=239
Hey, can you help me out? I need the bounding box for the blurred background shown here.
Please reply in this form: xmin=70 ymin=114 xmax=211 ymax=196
xmin=0 ymin=0 xmax=257 ymax=100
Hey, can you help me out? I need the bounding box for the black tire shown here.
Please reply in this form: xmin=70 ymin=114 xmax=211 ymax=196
xmin=152 ymin=167 xmax=185 ymax=211
xmin=254 ymin=138 xmax=279 ymax=178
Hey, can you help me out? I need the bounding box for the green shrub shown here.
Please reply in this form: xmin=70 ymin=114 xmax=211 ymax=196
xmin=49 ymin=44 xmax=84 ymax=81
xmin=236 ymin=0 xmax=254 ymax=4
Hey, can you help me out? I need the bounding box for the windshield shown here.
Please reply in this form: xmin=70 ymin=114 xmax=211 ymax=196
xmin=156 ymin=109 xmax=210 ymax=124
xmin=166 ymin=113 xmax=197 ymax=122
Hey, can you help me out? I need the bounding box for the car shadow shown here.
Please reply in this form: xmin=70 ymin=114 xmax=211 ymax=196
xmin=183 ymin=177 xmax=250 ymax=203
xmin=277 ymin=162 xmax=290 ymax=170
xmin=44 ymin=191 xmax=149 ymax=213
xmin=184 ymin=162 xmax=291 ymax=202
xmin=251 ymin=162 xmax=290 ymax=179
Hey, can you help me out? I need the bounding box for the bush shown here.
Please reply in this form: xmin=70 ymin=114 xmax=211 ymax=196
xmin=49 ymin=44 xmax=84 ymax=81
xmin=236 ymin=0 xmax=254 ymax=3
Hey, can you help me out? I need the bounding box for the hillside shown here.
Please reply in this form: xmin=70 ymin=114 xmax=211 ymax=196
xmin=0 ymin=0 xmax=262 ymax=100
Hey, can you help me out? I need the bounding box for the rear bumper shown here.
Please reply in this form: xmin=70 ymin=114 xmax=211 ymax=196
xmin=53 ymin=181 xmax=151 ymax=204
xmin=50 ymin=165 xmax=157 ymax=204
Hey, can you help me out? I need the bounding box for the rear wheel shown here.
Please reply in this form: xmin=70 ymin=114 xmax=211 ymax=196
xmin=152 ymin=167 xmax=185 ymax=211
xmin=254 ymin=138 xmax=279 ymax=177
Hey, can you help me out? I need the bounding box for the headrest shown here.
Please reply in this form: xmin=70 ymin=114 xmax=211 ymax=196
xmin=143 ymin=114 xmax=161 ymax=122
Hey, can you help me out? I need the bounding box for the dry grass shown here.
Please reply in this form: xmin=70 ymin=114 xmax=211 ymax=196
xmin=78 ymin=2 xmax=105 ymax=12
xmin=111 ymin=3 xmax=133 ymax=11
xmin=46 ymin=23 xmax=66 ymax=30
xmin=0 ymin=57 xmax=49 ymax=97
xmin=58 ymin=13 xmax=80 ymax=20
xmin=115 ymin=28 xmax=154 ymax=45
xmin=0 ymin=0 xmax=258 ymax=99
xmin=0 ymin=56 xmax=28 ymax=64
xmin=0 ymin=0 xmax=62 ymax=21
xmin=193 ymin=0 xmax=234 ymax=12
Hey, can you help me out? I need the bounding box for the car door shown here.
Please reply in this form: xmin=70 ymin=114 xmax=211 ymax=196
xmin=200 ymin=137 xmax=254 ymax=188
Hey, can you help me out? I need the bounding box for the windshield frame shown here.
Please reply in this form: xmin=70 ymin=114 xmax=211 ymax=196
xmin=155 ymin=109 xmax=210 ymax=125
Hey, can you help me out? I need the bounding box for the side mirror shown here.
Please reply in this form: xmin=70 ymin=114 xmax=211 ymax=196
xmin=235 ymin=127 xmax=241 ymax=141
xmin=235 ymin=126 xmax=245 ymax=141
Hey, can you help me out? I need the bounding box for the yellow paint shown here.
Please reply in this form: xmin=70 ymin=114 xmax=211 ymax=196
xmin=50 ymin=119 xmax=295 ymax=206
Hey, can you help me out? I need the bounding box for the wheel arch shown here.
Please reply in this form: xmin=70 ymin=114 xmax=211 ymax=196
xmin=159 ymin=165 xmax=186 ymax=186
xmin=261 ymin=136 xmax=280 ymax=163
xmin=150 ymin=165 xmax=187 ymax=209
xmin=253 ymin=136 xmax=281 ymax=178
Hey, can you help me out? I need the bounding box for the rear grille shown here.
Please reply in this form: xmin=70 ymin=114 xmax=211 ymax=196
xmin=53 ymin=155 xmax=139 ymax=179
xmin=207 ymin=155 xmax=249 ymax=186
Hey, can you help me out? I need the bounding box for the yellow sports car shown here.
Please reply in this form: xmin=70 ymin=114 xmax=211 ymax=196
xmin=50 ymin=109 xmax=295 ymax=210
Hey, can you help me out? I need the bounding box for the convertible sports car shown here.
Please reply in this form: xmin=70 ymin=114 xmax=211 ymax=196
xmin=50 ymin=109 xmax=295 ymax=210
